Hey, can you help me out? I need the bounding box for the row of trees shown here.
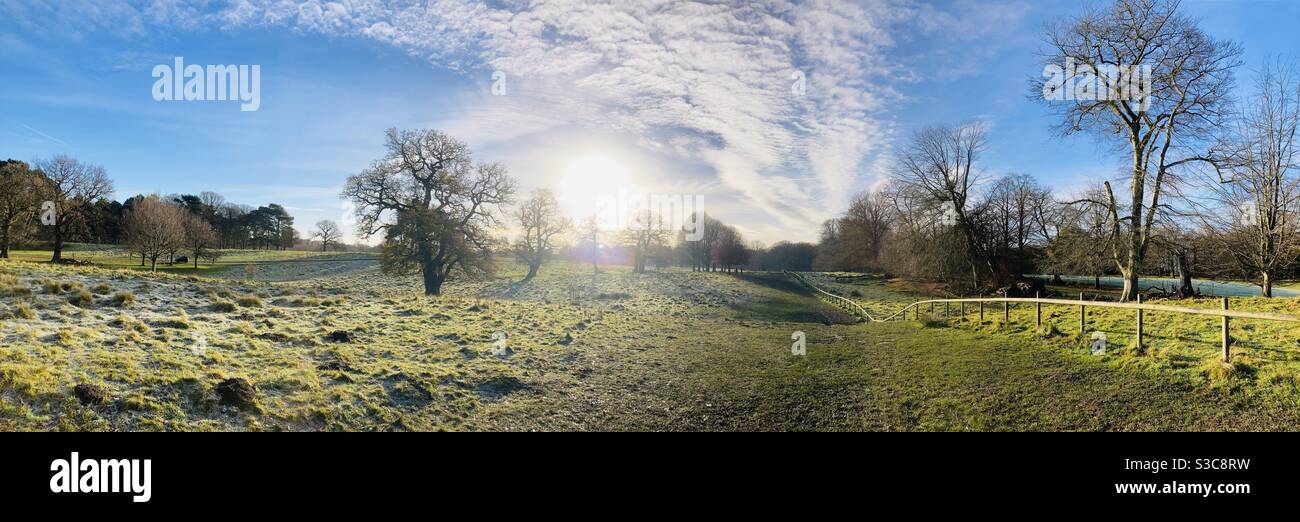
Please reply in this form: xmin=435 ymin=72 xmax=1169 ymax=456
xmin=0 ymin=155 xmax=335 ymax=264
xmin=806 ymin=0 xmax=1299 ymax=300
xmin=808 ymin=1 xmax=1298 ymax=300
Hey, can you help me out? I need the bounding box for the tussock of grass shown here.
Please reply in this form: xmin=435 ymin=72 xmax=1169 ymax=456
xmin=153 ymin=309 xmax=191 ymax=329
xmin=210 ymin=300 xmax=237 ymax=312
xmin=0 ymin=284 xmax=33 ymax=296
xmin=920 ymin=318 xmax=948 ymax=328
xmin=1035 ymin=323 xmax=1062 ymax=338
xmin=1199 ymin=358 xmax=1254 ymax=388
xmin=12 ymin=302 xmax=36 ymax=320
xmin=111 ymin=291 xmax=135 ymax=307
xmin=236 ymin=295 xmax=263 ymax=308
xmin=67 ymin=288 xmax=94 ymax=308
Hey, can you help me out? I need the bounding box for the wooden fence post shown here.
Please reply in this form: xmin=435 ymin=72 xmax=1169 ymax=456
xmin=1079 ymin=292 xmax=1086 ymax=335
xmin=979 ymin=301 xmax=984 ymax=322
xmin=1035 ymin=292 xmax=1042 ymax=328
xmin=960 ymin=300 xmax=965 ymax=324
xmin=944 ymin=301 xmax=950 ymax=317
xmin=1003 ymin=300 xmax=1009 ymax=323
xmin=1222 ymin=297 xmax=1231 ymax=362
xmin=1136 ymin=294 xmax=1143 ymax=352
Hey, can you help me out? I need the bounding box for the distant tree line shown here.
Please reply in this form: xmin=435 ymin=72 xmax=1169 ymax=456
xmin=0 ymin=154 xmax=309 ymax=265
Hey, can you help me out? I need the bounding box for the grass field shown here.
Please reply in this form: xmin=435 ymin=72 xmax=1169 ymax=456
xmin=3 ymin=253 xmax=1300 ymax=431
xmin=7 ymin=245 xmax=380 ymax=284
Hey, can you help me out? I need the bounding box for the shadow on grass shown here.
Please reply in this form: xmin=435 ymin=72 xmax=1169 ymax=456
xmin=730 ymin=272 xmax=857 ymax=325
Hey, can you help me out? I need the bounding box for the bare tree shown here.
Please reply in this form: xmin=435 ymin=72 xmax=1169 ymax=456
xmin=712 ymin=223 xmax=750 ymax=273
xmin=182 ymin=213 xmax=219 ymax=268
xmin=818 ymin=191 xmax=894 ymax=272
xmin=513 ymin=189 xmax=570 ymax=280
xmin=891 ymin=122 xmax=995 ymax=289
xmin=1202 ymin=59 xmax=1300 ymax=296
xmin=312 ymin=220 xmax=343 ymax=252
xmin=1037 ymin=0 xmax=1243 ymax=301
xmin=343 ymin=128 xmax=515 ymax=295
xmin=124 ymin=195 xmax=186 ymax=272
xmin=987 ymin=174 xmax=1052 ymax=277
xmin=625 ymin=207 xmax=670 ymax=273
xmin=682 ymin=212 xmax=722 ymax=272
xmin=32 ymin=154 xmax=114 ymax=262
xmin=0 ymin=160 xmax=42 ymax=258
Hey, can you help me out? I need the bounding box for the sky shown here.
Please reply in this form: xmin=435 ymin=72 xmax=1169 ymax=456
xmin=1 ymin=0 xmax=1297 ymax=245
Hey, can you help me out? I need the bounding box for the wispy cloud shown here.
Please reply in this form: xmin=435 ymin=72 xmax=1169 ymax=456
xmin=0 ymin=0 xmax=974 ymax=240
xmin=207 ymin=0 xmax=911 ymax=236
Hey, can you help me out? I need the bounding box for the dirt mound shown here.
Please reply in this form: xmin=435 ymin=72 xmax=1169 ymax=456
xmin=215 ymin=378 xmax=258 ymax=409
xmin=73 ymin=383 xmax=109 ymax=405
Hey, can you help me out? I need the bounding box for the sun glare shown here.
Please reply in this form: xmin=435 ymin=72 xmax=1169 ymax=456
xmin=558 ymin=154 xmax=633 ymax=218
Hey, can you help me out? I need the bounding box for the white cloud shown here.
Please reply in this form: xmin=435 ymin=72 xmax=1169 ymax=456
xmin=2 ymin=0 xmax=972 ymax=242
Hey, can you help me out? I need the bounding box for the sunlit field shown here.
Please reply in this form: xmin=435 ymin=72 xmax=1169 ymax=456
xmin=5 ymin=253 xmax=1300 ymax=432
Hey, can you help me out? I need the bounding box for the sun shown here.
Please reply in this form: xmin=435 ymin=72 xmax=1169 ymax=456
xmin=558 ymin=154 xmax=633 ymax=219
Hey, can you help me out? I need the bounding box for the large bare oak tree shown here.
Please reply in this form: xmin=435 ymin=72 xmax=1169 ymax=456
xmin=1037 ymin=0 xmax=1242 ymax=301
xmin=344 ymin=128 xmax=515 ymax=295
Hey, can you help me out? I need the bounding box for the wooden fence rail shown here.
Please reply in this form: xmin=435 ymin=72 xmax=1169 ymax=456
xmin=784 ymin=271 xmax=1300 ymax=362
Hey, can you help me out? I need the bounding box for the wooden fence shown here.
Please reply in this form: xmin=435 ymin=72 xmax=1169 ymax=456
xmin=784 ymin=271 xmax=1300 ymax=362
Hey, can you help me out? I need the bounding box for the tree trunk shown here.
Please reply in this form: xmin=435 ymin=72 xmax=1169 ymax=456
xmin=1262 ymin=271 xmax=1273 ymax=298
xmin=1174 ymin=249 xmax=1194 ymax=298
xmin=1052 ymin=274 xmax=1063 ymax=285
xmin=51 ymin=233 xmax=64 ymax=262
xmin=1120 ymin=269 xmax=1138 ymax=302
xmin=194 ymin=254 xmax=200 ymax=269
xmin=421 ymin=267 xmax=444 ymax=295
xmin=150 ymin=257 xmax=158 ymax=272
xmin=525 ymin=261 xmax=539 ymax=280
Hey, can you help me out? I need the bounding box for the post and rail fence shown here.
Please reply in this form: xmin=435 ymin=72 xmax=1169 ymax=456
xmin=783 ymin=271 xmax=1299 ymax=362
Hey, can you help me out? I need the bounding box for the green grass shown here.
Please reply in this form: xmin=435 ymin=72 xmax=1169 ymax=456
xmin=6 ymin=245 xmax=365 ymax=278
xmin=4 ymin=256 xmax=1300 ymax=431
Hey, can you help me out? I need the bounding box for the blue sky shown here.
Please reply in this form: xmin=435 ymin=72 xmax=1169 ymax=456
xmin=1 ymin=0 xmax=1297 ymax=244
